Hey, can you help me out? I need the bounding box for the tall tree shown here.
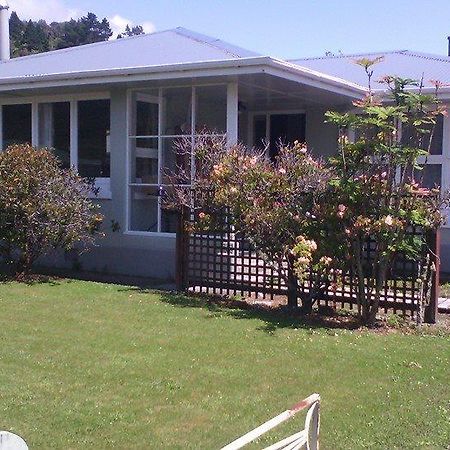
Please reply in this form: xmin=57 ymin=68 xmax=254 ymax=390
xmin=9 ymin=11 xmax=25 ymax=57
xmin=117 ymin=24 xmax=144 ymax=39
xmin=21 ymin=20 xmax=49 ymax=55
xmin=80 ymin=13 xmax=112 ymax=44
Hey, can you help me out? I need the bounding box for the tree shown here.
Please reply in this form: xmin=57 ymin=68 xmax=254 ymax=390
xmin=9 ymin=11 xmax=25 ymax=57
xmin=80 ymin=13 xmax=112 ymax=44
xmin=323 ymin=62 xmax=448 ymax=325
xmin=117 ymin=24 xmax=144 ymax=39
xmin=20 ymin=20 xmax=49 ymax=55
xmin=9 ymin=11 xmax=113 ymax=55
xmin=0 ymin=144 xmax=104 ymax=276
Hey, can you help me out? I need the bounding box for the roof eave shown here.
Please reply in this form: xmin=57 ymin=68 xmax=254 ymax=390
xmin=0 ymin=56 xmax=366 ymax=98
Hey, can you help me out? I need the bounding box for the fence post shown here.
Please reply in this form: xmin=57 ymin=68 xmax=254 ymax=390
xmin=425 ymin=229 xmax=440 ymax=324
xmin=175 ymin=207 xmax=188 ymax=292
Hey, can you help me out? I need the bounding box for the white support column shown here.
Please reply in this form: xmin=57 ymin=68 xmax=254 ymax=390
xmin=31 ymin=102 xmax=39 ymax=146
xmin=226 ymin=82 xmax=238 ymax=147
xmin=70 ymin=100 xmax=78 ymax=170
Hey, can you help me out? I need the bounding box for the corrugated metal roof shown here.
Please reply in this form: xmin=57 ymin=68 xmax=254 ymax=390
xmin=290 ymin=50 xmax=450 ymax=90
xmin=0 ymin=27 xmax=261 ymax=80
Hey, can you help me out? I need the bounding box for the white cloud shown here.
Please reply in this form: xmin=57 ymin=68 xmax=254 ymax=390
xmin=8 ymin=0 xmax=82 ymax=22
xmin=108 ymin=14 xmax=155 ymax=38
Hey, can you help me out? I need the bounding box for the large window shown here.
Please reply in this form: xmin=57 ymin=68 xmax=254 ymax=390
xmin=2 ymin=104 xmax=32 ymax=149
xmin=128 ymin=85 xmax=227 ymax=234
xmin=1 ymin=96 xmax=111 ymax=197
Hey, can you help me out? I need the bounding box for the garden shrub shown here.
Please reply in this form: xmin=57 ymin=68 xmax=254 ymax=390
xmin=0 ymin=144 xmax=103 ymax=275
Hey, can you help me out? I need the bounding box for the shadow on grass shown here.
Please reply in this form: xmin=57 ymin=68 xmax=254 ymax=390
xmin=120 ymin=286 xmax=363 ymax=334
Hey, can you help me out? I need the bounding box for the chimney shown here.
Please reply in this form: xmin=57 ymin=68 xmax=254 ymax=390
xmin=0 ymin=4 xmax=9 ymax=61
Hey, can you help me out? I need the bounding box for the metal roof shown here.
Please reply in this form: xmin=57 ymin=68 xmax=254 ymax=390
xmin=0 ymin=27 xmax=261 ymax=80
xmin=290 ymin=50 xmax=450 ymax=90
xmin=2 ymin=27 xmax=449 ymax=97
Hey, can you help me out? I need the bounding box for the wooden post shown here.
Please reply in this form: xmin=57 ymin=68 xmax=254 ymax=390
xmin=175 ymin=207 xmax=188 ymax=292
xmin=425 ymin=229 xmax=440 ymax=324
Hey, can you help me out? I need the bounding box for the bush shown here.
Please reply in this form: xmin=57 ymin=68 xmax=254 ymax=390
xmin=0 ymin=144 xmax=103 ymax=275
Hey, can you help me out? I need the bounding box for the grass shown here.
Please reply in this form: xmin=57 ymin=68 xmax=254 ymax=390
xmin=440 ymin=282 xmax=450 ymax=298
xmin=0 ymin=279 xmax=449 ymax=449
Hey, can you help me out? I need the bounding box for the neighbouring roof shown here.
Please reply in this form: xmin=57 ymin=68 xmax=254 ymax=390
xmin=290 ymin=50 xmax=450 ymax=90
xmin=0 ymin=27 xmax=261 ymax=80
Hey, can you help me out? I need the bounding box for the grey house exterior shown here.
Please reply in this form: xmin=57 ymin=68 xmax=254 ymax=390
xmin=1 ymin=20 xmax=449 ymax=279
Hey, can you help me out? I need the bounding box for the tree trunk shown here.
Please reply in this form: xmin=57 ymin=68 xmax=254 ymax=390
xmin=287 ymin=262 xmax=298 ymax=310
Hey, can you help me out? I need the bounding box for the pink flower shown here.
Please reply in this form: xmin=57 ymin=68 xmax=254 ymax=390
xmin=337 ymin=204 xmax=346 ymax=218
xmin=384 ymin=215 xmax=394 ymax=226
xmin=199 ymin=212 xmax=206 ymax=220
xmin=279 ymin=167 xmax=286 ymax=174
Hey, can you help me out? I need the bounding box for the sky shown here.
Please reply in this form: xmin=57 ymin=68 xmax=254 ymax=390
xmin=7 ymin=0 xmax=450 ymax=59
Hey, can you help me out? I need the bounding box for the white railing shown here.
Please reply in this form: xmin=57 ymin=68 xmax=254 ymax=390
xmin=221 ymin=393 xmax=320 ymax=450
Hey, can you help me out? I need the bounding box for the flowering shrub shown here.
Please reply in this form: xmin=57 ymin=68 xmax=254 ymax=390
xmin=168 ymin=64 xmax=447 ymax=325
xmin=0 ymin=144 xmax=103 ymax=275
xmin=323 ymin=61 xmax=448 ymax=325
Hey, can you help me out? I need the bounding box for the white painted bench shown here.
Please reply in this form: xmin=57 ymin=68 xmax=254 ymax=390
xmin=0 ymin=432 xmax=28 ymax=450
xmin=221 ymin=393 xmax=320 ymax=450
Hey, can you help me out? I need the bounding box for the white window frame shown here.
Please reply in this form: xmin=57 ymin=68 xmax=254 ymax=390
xmin=125 ymin=83 xmax=231 ymax=236
xmin=0 ymin=92 xmax=111 ymax=199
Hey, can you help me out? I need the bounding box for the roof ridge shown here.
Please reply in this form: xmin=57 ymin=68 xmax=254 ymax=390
xmin=289 ymin=50 xmax=408 ymax=62
xmin=0 ymin=28 xmax=179 ymax=65
xmin=173 ymin=27 xmax=246 ymax=58
xmin=400 ymin=50 xmax=450 ymax=63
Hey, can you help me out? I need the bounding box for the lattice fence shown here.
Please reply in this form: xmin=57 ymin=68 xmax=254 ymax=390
xmin=176 ymin=208 xmax=440 ymax=323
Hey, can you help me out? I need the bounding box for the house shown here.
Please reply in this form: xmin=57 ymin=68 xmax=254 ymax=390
xmin=0 ymin=5 xmax=448 ymax=279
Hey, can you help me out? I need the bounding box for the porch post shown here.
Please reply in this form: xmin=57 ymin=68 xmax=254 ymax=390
xmin=226 ymin=82 xmax=238 ymax=147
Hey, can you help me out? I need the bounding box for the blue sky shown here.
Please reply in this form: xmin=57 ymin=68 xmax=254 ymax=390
xmin=10 ymin=0 xmax=450 ymax=59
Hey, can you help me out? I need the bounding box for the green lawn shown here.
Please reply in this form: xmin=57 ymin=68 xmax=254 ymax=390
xmin=0 ymin=280 xmax=448 ymax=449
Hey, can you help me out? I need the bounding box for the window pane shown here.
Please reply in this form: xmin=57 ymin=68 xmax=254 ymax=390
xmin=78 ymin=100 xmax=110 ymax=178
xmin=2 ymin=104 xmax=32 ymax=149
xmin=254 ymin=115 xmax=267 ymax=149
xmin=196 ymin=85 xmax=227 ymax=133
xmin=130 ymin=186 xmax=159 ymax=232
xmin=269 ymin=113 xmax=306 ymax=160
xmin=161 ymin=208 xmax=178 ymax=233
xmin=130 ymin=137 xmax=159 ymax=184
xmin=161 ymin=136 xmax=191 ymax=184
xmin=401 ymin=115 xmax=443 ymax=155
xmin=136 ymin=100 xmax=159 ymax=136
xmin=163 ymin=87 xmax=192 ymax=136
xmin=430 ymin=115 xmax=443 ymax=155
xmin=38 ymin=102 xmax=70 ymax=169
xmin=415 ymin=164 xmax=442 ymax=189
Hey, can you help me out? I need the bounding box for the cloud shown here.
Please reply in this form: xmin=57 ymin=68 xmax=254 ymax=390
xmin=108 ymin=14 xmax=156 ymax=38
xmin=8 ymin=0 xmax=82 ymax=22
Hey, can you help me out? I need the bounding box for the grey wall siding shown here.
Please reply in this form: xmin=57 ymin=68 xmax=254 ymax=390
xmin=305 ymin=108 xmax=339 ymax=158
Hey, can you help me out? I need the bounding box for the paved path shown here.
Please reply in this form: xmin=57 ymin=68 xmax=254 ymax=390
xmin=438 ymin=297 xmax=450 ymax=312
